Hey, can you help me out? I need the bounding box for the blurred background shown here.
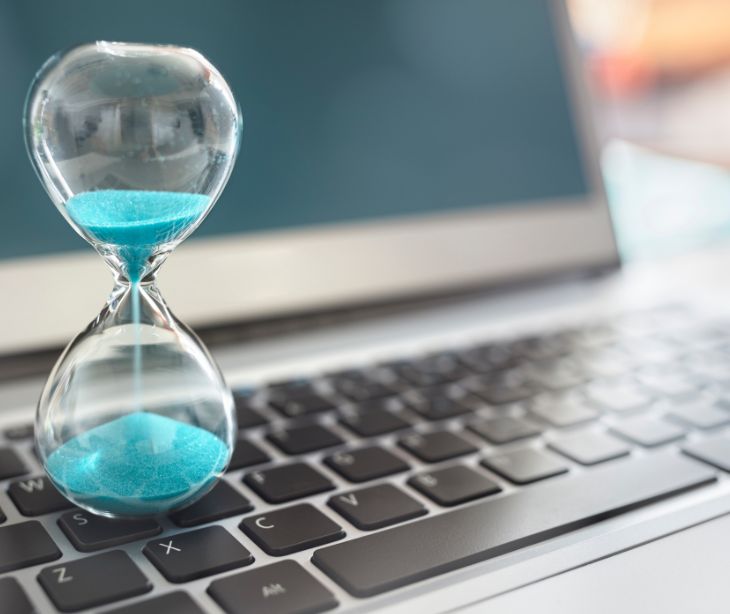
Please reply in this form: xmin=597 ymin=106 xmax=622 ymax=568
xmin=568 ymin=0 xmax=730 ymax=260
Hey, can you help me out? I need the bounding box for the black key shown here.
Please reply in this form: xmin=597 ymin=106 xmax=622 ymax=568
xmin=458 ymin=343 xmax=520 ymax=373
xmin=170 ymin=480 xmax=253 ymax=527
xmin=667 ymin=399 xmax=730 ymax=429
xmin=144 ymin=526 xmax=253 ymax=583
xmin=387 ymin=354 xmax=471 ymax=387
xmin=399 ymin=430 xmax=477 ymax=463
xmin=8 ymin=476 xmax=74 ymax=516
xmin=330 ymin=370 xmax=393 ymax=402
xmin=684 ymin=435 xmax=730 ymax=471
xmin=340 ymin=403 xmax=411 ymax=437
xmin=312 ymin=453 xmax=715 ymax=597
xmin=402 ymin=387 xmax=474 ymax=421
xmin=3 ymin=423 xmax=34 ymax=440
xmin=408 ymin=465 xmax=500 ymax=507
xmin=0 ymin=521 xmax=60 ymax=572
xmin=481 ymin=448 xmax=568 ymax=484
xmin=244 ymin=463 xmax=334 ymax=503
xmin=324 ymin=446 xmax=409 ymax=482
xmin=329 ymin=484 xmax=427 ymax=530
xmin=228 ymin=437 xmax=270 ymax=471
xmin=610 ymin=416 xmax=686 ymax=447
xmin=549 ymin=431 xmax=631 ymax=465
xmin=267 ymin=423 xmax=344 ymax=455
xmin=0 ymin=577 xmax=34 ymax=614
xmin=240 ymin=503 xmax=344 ymax=555
xmin=585 ymin=378 xmax=652 ymax=413
xmin=0 ymin=448 xmax=28 ymax=480
xmin=529 ymin=392 xmax=600 ymax=427
xmin=103 ymin=591 xmax=205 ymax=614
xmin=39 ymin=551 xmax=150 ymax=611
xmin=468 ymin=370 xmax=536 ymax=405
xmin=527 ymin=358 xmax=588 ymax=390
xmin=233 ymin=396 xmax=268 ymax=429
xmin=208 ymin=560 xmax=338 ymax=614
xmin=269 ymin=389 xmax=336 ymax=419
xmin=469 ymin=416 xmax=542 ymax=444
xmin=58 ymin=509 xmax=161 ymax=552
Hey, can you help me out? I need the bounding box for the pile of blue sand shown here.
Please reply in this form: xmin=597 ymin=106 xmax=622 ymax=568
xmin=66 ymin=190 xmax=209 ymax=281
xmin=45 ymin=411 xmax=229 ymax=516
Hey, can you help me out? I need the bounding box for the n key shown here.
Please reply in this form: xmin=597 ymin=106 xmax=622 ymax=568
xmin=8 ymin=476 xmax=74 ymax=516
xmin=38 ymin=550 xmax=151 ymax=612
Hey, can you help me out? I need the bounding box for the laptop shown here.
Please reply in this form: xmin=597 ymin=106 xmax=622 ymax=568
xmin=1 ymin=1 xmax=729 ymax=612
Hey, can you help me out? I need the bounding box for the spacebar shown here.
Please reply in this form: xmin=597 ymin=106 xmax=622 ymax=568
xmin=312 ymin=454 xmax=716 ymax=597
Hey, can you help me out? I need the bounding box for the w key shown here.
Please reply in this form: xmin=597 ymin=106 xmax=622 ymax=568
xmin=8 ymin=476 xmax=73 ymax=516
xmin=38 ymin=550 xmax=151 ymax=612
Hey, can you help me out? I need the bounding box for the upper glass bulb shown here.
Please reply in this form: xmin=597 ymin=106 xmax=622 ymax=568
xmin=25 ymin=41 xmax=240 ymax=282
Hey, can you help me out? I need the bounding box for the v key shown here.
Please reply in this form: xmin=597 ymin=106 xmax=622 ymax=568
xmin=329 ymin=484 xmax=426 ymax=531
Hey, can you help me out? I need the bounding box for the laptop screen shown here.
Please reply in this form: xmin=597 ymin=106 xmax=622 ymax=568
xmin=0 ymin=0 xmax=587 ymax=262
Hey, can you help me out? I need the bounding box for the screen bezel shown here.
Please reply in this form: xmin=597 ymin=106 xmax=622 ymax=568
xmin=0 ymin=0 xmax=618 ymax=355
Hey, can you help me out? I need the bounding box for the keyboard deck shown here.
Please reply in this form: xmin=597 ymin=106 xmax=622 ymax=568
xmin=1 ymin=305 xmax=730 ymax=613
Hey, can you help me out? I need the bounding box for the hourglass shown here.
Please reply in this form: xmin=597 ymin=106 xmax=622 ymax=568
xmin=25 ymin=42 xmax=241 ymax=517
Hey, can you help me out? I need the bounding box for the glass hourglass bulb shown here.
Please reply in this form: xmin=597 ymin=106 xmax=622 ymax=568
xmin=25 ymin=42 xmax=241 ymax=517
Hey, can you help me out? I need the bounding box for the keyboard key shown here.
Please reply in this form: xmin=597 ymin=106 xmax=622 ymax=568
xmin=408 ymin=465 xmax=500 ymax=506
xmin=227 ymin=437 xmax=270 ymax=471
xmin=399 ymin=430 xmax=477 ymax=463
xmin=386 ymin=354 xmax=471 ymax=387
xmin=610 ymin=416 xmax=686 ymax=447
xmin=0 ymin=577 xmax=34 ymax=614
xmin=8 ymin=476 xmax=74 ymax=516
xmin=402 ymin=387 xmax=474 ymax=421
xmin=635 ymin=367 xmax=698 ymax=397
xmin=233 ymin=397 xmax=268 ymax=430
xmin=3 ymin=423 xmax=34 ymax=440
xmin=267 ymin=423 xmax=344 ymax=455
xmin=329 ymin=484 xmax=427 ymax=530
xmin=585 ymin=379 xmax=652 ymax=413
xmin=244 ymin=463 xmax=334 ymax=503
xmin=481 ymin=448 xmax=568 ymax=484
xmin=208 ymin=560 xmax=338 ymax=614
xmin=0 ymin=448 xmax=28 ymax=480
xmin=339 ymin=402 xmax=411 ymax=437
xmin=103 ymin=591 xmax=205 ymax=614
xmin=667 ymin=399 xmax=730 ymax=429
xmin=170 ymin=480 xmax=253 ymax=527
xmin=330 ymin=370 xmax=394 ymax=402
xmin=240 ymin=503 xmax=344 ymax=555
xmin=39 ymin=551 xmax=150 ymax=611
xmin=549 ymin=431 xmax=631 ymax=465
xmin=527 ymin=358 xmax=587 ymax=390
xmin=0 ymin=521 xmax=61 ymax=572
xmin=323 ymin=446 xmax=409 ymax=482
xmin=458 ymin=343 xmax=520 ymax=373
xmin=468 ymin=370 xmax=536 ymax=405
xmin=58 ymin=509 xmax=161 ymax=552
xmin=269 ymin=389 xmax=336 ymax=419
xmin=684 ymin=435 xmax=730 ymax=472
xmin=469 ymin=416 xmax=542 ymax=444
xmin=528 ymin=392 xmax=600 ymax=427
xmin=144 ymin=526 xmax=253 ymax=583
xmin=312 ymin=453 xmax=715 ymax=597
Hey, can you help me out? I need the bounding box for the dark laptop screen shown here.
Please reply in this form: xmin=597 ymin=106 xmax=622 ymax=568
xmin=0 ymin=0 xmax=587 ymax=260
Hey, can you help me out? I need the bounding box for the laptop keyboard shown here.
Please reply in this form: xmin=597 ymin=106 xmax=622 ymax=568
xmin=1 ymin=305 xmax=729 ymax=612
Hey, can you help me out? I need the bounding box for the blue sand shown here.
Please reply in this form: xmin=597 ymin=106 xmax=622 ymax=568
xmin=45 ymin=411 xmax=229 ymax=516
xmin=66 ymin=190 xmax=209 ymax=280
